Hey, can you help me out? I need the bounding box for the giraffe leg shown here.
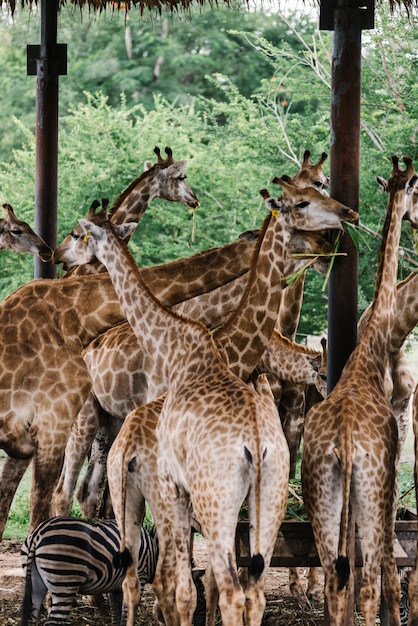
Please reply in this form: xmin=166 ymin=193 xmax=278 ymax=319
xmin=77 ymin=412 xmax=121 ymax=518
xmin=408 ymin=560 xmax=418 ymax=626
xmin=171 ymin=502 xmax=197 ymax=626
xmin=288 ymin=567 xmax=311 ymax=609
xmin=279 ymin=384 xmax=305 ymax=479
xmin=323 ymin=565 xmax=353 ymax=626
xmin=122 ymin=562 xmax=143 ymax=626
xmin=380 ymin=532 xmax=401 ymax=626
xmin=206 ymin=542 xmax=245 ymax=626
xmin=306 ymin=567 xmax=322 ymax=602
xmin=30 ymin=447 xmax=68 ymax=532
xmin=52 ymin=393 xmax=100 ymax=516
xmin=152 ymin=528 xmax=179 ymax=626
xmin=0 ymin=455 xmax=31 ymax=539
xmin=204 ymin=564 xmax=219 ymax=626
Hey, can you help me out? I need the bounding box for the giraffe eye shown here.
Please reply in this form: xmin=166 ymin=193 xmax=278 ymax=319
xmin=296 ymin=201 xmax=310 ymax=209
xmin=177 ymin=175 xmax=187 ymax=181
xmin=11 ymin=228 xmax=23 ymax=235
xmin=71 ymin=232 xmax=80 ymax=241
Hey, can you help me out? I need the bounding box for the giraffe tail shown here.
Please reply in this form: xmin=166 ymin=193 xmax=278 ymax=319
xmin=334 ymin=398 xmax=355 ymax=591
xmin=248 ymin=554 xmax=265 ymax=582
xmin=107 ymin=429 xmax=132 ymax=563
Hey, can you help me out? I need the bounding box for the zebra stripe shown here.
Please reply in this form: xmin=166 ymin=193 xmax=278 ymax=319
xmin=20 ymin=516 xmax=158 ymax=626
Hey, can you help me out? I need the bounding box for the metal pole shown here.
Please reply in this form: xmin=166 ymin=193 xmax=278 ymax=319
xmin=319 ymin=2 xmax=374 ymax=624
xmin=327 ymin=4 xmax=362 ymax=392
xmin=28 ymin=0 xmax=67 ymax=279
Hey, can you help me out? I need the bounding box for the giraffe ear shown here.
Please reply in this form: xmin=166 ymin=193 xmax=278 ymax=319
xmin=143 ymin=160 xmax=154 ymax=172
xmin=376 ymin=175 xmax=388 ymax=191
xmin=163 ymin=161 xmax=187 ymax=177
xmin=114 ymin=223 xmax=136 ymax=241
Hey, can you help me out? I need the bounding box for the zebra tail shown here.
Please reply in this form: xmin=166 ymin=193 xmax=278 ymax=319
xmin=20 ymin=574 xmax=33 ymax=626
xmin=20 ymin=539 xmax=35 ymax=626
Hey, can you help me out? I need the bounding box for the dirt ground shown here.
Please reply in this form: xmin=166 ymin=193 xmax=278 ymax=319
xmin=0 ymin=535 xmax=373 ymax=626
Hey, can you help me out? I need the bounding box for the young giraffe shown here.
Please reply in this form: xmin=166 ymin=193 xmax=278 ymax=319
xmin=63 ymin=145 xmax=199 ymax=277
xmin=301 ymin=156 xmax=418 ymax=626
xmin=53 ymin=183 xmax=356 ymax=626
xmin=0 ymin=203 xmax=52 ymax=260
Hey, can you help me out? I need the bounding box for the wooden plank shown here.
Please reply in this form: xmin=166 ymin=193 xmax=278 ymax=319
xmin=234 ymin=520 xmax=417 ymax=568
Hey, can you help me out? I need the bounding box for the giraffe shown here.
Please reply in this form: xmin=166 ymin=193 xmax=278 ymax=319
xmin=104 ymin=334 xmax=327 ymax=626
xmin=52 ymin=183 xmax=357 ymax=626
xmin=63 ymin=145 xmax=199 ymax=277
xmin=0 ymin=273 xmax=125 ymax=539
xmin=301 ymin=156 xmax=418 ymax=626
xmin=0 ymin=203 xmax=52 ymax=260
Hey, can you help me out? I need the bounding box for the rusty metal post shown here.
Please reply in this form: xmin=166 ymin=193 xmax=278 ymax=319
xmin=27 ymin=0 xmax=67 ymax=279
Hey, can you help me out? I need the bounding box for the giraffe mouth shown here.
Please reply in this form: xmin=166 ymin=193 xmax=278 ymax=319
xmin=39 ymin=249 xmax=53 ymax=262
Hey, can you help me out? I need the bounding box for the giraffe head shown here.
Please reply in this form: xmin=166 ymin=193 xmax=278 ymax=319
xmin=376 ymin=155 xmax=418 ymax=229
xmin=259 ymin=179 xmax=358 ymax=231
xmin=292 ymin=150 xmax=329 ymax=192
xmin=110 ymin=146 xmax=200 ymax=220
xmin=53 ymin=200 xmax=133 ymax=268
xmin=0 ymin=203 xmax=52 ymax=260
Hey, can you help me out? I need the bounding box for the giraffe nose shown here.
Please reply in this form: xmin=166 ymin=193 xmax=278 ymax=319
xmin=343 ymin=208 xmax=359 ymax=222
xmin=187 ymin=197 xmax=200 ymax=209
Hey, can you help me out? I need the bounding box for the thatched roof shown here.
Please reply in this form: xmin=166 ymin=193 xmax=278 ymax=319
xmin=0 ymin=0 xmax=417 ymax=16
xmin=1 ymin=0 xmax=232 ymax=15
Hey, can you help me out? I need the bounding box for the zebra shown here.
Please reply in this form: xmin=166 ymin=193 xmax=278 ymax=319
xmin=20 ymin=516 xmax=158 ymax=626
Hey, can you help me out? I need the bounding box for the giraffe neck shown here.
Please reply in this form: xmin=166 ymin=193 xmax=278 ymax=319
xmin=353 ymin=187 xmax=406 ymax=376
xmin=95 ymin=229 xmax=212 ymax=379
xmin=391 ymin=272 xmax=418 ymax=353
xmin=213 ymin=210 xmax=297 ymax=381
xmin=276 ymin=277 xmax=306 ymax=340
xmin=109 ymin=170 xmax=160 ymax=225
xmin=139 ymin=237 xmax=254 ymax=304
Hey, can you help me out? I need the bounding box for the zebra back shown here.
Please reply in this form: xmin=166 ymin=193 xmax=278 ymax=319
xmin=21 ymin=517 xmax=158 ymax=626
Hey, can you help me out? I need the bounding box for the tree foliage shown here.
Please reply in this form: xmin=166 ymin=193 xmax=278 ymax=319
xmin=0 ymin=3 xmax=416 ymax=338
